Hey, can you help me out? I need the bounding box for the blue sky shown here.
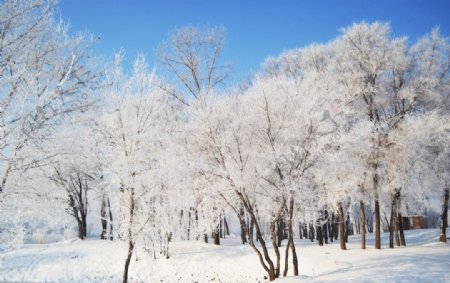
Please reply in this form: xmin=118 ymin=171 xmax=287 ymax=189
xmin=59 ymin=0 xmax=450 ymax=80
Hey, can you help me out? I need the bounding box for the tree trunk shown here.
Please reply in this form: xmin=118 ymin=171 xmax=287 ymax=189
xmin=240 ymin=206 xmax=247 ymax=244
xmin=316 ymin=221 xmax=323 ymax=246
xmin=194 ymin=208 xmax=199 ymax=240
xmin=224 ymin=214 xmax=230 ymax=236
xmin=329 ymin=217 xmax=334 ymax=243
xmin=283 ymin=197 xmax=298 ymax=277
xmin=248 ymin=205 xmax=276 ymax=280
xmin=249 ymin=218 xmax=254 ymax=244
xmin=360 ymin=200 xmax=366 ymax=249
xmin=213 ymin=228 xmax=220 ymax=245
xmin=270 ymin=221 xmax=281 ymax=278
xmin=277 ymin=218 xmax=284 ymax=247
xmin=394 ymin=218 xmax=400 ymax=247
xmin=122 ymin=240 xmax=134 ymax=283
xmin=309 ymin=221 xmax=315 ymax=242
xmin=323 ymin=210 xmax=329 ymax=244
xmin=290 ymin=216 xmax=298 ymax=275
xmin=440 ymin=188 xmax=449 ymax=242
xmin=389 ymin=193 xmax=397 ymax=249
xmin=283 ymin=238 xmax=289 ymax=277
xmin=374 ymin=169 xmax=381 ymax=249
xmin=302 ymin=223 xmax=308 ymax=239
xmin=122 ymin=188 xmax=135 ymax=283
xmin=165 ymin=232 xmax=171 ymax=259
xmin=187 ymin=209 xmax=191 ymax=240
xmin=374 ymin=198 xmax=381 ymax=249
xmin=108 ymin=197 xmax=114 ymax=240
xmin=334 ymin=213 xmax=339 ymax=240
xmin=338 ymin=202 xmax=346 ymax=250
xmin=398 ymin=210 xmax=406 ymax=246
xmin=394 ymin=189 xmax=401 ymax=247
xmin=345 ymin=211 xmax=350 ymax=243
xmin=299 ymin=222 xmax=303 ymax=239
xmin=227 ymin=191 xmax=279 ymax=281
xmin=77 ymin=220 xmax=86 ymax=240
xmin=329 ymin=213 xmax=334 ymax=242
xmin=101 ymin=198 xmax=108 ymax=240
xmin=219 ymin=215 xmax=224 ymax=238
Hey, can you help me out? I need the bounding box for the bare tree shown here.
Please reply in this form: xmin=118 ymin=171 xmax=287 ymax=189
xmin=158 ymin=25 xmax=231 ymax=105
xmin=50 ymin=167 xmax=94 ymax=239
xmin=0 ymin=0 xmax=102 ymax=194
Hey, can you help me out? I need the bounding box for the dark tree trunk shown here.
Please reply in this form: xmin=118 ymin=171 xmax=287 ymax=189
xmin=194 ymin=208 xmax=199 ymax=240
xmin=440 ymin=188 xmax=449 ymax=243
xmin=398 ymin=211 xmax=406 ymax=246
xmin=389 ymin=193 xmax=397 ymax=249
xmin=329 ymin=213 xmax=334 ymax=242
xmin=375 ymin=198 xmax=381 ymax=249
xmin=394 ymin=218 xmax=400 ymax=247
xmin=219 ymin=215 xmax=224 ymax=238
xmin=329 ymin=216 xmax=334 ymax=243
xmin=283 ymin=197 xmax=298 ymax=276
xmin=213 ymin=227 xmax=220 ymax=245
xmin=283 ymin=237 xmax=289 ymax=277
xmin=222 ymin=191 xmax=281 ymax=281
xmin=323 ymin=223 xmax=328 ymax=244
xmin=77 ymin=220 xmax=86 ymax=240
xmin=122 ymin=240 xmax=134 ymax=283
xmin=389 ymin=189 xmax=402 ymax=248
xmin=277 ymin=218 xmax=284 ymax=247
xmin=224 ymin=214 xmax=230 ymax=236
xmin=101 ymin=197 xmax=108 ymax=240
xmin=187 ymin=209 xmax=191 ymax=240
xmin=302 ymin=223 xmax=308 ymax=239
xmin=299 ymin=222 xmax=303 ymax=239
xmin=338 ymin=202 xmax=346 ymax=250
xmin=394 ymin=189 xmax=401 ymax=247
xmin=122 ymin=188 xmax=135 ymax=283
xmin=204 ymin=233 xmax=208 ymax=243
xmin=345 ymin=211 xmax=350 ymax=243
xmin=165 ymin=232 xmax=171 ymax=259
xmin=374 ymin=170 xmax=381 ymax=249
xmin=179 ymin=209 xmax=184 ymax=239
xmin=309 ymin=221 xmax=315 ymax=242
xmin=360 ymin=200 xmax=366 ymax=249
xmin=334 ymin=213 xmax=339 ymax=240
xmin=367 ymin=205 xmax=373 ymax=233
xmin=323 ymin=210 xmax=329 ymax=244
xmin=108 ymin=198 xmax=114 ymax=240
xmin=239 ymin=193 xmax=278 ymax=281
xmin=395 ymin=190 xmax=405 ymax=246
xmin=270 ymin=221 xmax=281 ymax=278
xmin=316 ymin=220 xmax=323 ymax=246
xmin=240 ymin=206 xmax=247 ymax=244
xmin=249 ymin=218 xmax=254 ymax=244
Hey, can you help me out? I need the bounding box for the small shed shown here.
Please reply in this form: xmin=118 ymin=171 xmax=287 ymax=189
xmin=402 ymin=216 xmax=429 ymax=230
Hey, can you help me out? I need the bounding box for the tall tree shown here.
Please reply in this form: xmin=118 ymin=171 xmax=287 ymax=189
xmin=0 ymin=0 xmax=101 ymax=194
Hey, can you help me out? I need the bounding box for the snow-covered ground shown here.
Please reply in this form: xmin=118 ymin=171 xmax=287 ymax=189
xmin=0 ymin=229 xmax=448 ymax=282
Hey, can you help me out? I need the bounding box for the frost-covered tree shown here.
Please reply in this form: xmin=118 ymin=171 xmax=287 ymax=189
xmin=0 ymin=0 xmax=101 ymax=194
xmin=95 ymin=54 xmax=181 ymax=283
xmin=158 ymin=25 xmax=231 ymax=105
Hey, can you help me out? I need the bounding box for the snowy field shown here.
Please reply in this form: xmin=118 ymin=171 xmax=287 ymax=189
xmin=0 ymin=228 xmax=448 ymax=283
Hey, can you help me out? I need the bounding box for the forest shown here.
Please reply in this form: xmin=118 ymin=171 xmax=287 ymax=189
xmin=0 ymin=1 xmax=449 ymax=282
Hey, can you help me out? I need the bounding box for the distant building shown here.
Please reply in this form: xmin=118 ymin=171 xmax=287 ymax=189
xmin=402 ymin=216 xmax=430 ymax=230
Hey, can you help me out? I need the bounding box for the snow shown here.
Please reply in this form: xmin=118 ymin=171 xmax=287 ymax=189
xmin=1 ymin=229 xmax=448 ymax=282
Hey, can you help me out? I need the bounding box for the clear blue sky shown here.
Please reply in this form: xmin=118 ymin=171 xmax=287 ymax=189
xmin=59 ymin=0 xmax=450 ymax=81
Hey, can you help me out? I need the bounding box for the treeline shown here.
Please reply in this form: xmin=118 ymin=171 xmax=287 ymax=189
xmin=0 ymin=1 xmax=449 ymax=282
